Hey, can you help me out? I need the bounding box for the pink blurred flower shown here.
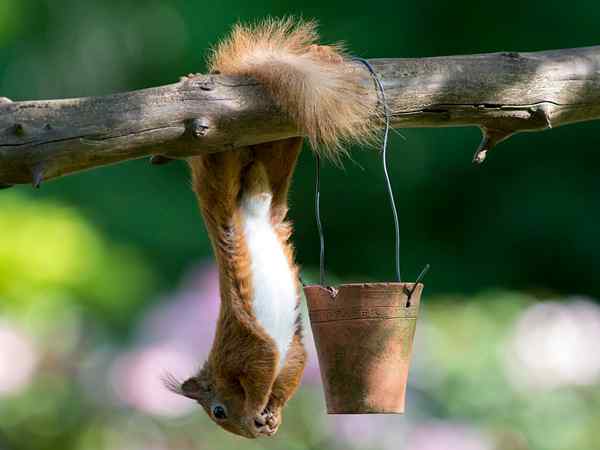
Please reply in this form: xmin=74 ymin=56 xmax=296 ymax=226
xmin=140 ymin=263 xmax=221 ymax=359
xmin=0 ymin=319 xmax=39 ymax=396
xmin=110 ymin=343 xmax=196 ymax=417
xmin=505 ymin=297 xmax=600 ymax=390
xmin=299 ymin=305 xmax=323 ymax=386
xmin=332 ymin=409 xmax=494 ymax=450
xmin=333 ymin=414 xmax=410 ymax=449
xmin=405 ymin=421 xmax=495 ymax=450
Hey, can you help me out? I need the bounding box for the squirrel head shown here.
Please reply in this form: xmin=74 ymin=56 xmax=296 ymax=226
xmin=171 ymin=364 xmax=271 ymax=439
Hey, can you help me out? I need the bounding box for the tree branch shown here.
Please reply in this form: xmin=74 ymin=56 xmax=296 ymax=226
xmin=2 ymin=46 xmax=600 ymax=186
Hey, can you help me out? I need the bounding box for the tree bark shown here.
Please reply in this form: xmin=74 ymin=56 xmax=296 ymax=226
xmin=1 ymin=46 xmax=600 ymax=186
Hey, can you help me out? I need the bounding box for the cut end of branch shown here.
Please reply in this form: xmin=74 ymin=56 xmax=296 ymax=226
xmin=189 ymin=117 xmax=211 ymax=138
xmin=531 ymin=104 xmax=553 ymax=129
xmin=32 ymin=165 xmax=44 ymax=189
xmin=473 ymin=148 xmax=488 ymax=164
xmin=473 ymin=128 xmax=514 ymax=164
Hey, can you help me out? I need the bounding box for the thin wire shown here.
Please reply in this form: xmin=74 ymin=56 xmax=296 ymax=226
xmin=354 ymin=57 xmax=402 ymax=283
xmin=314 ymin=153 xmax=326 ymax=286
xmin=405 ymin=263 xmax=430 ymax=307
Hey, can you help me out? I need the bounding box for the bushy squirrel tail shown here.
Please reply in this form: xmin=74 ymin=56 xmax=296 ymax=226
xmin=208 ymin=18 xmax=377 ymax=158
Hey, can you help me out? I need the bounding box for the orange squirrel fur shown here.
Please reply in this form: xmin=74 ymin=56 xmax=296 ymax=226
xmin=169 ymin=19 xmax=376 ymax=438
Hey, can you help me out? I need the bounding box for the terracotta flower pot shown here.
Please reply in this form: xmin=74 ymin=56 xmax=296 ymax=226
xmin=304 ymin=282 xmax=423 ymax=414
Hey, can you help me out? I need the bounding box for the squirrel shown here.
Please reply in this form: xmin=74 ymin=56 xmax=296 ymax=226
xmin=166 ymin=18 xmax=376 ymax=438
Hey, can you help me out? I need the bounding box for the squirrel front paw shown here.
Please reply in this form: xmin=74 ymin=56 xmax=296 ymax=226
xmin=263 ymin=405 xmax=281 ymax=434
xmin=248 ymin=406 xmax=280 ymax=437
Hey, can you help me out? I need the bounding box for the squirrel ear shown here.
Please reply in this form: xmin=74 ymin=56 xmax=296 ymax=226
xmin=181 ymin=378 xmax=202 ymax=399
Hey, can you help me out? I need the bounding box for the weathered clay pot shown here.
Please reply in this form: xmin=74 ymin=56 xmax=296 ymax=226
xmin=304 ymin=282 xmax=423 ymax=414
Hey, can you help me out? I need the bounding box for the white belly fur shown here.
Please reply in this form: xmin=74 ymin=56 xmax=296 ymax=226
xmin=241 ymin=193 xmax=298 ymax=370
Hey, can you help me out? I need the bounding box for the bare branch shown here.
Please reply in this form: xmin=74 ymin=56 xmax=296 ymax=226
xmin=2 ymin=46 xmax=600 ymax=185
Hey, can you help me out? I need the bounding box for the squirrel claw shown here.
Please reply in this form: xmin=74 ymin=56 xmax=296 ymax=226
xmin=249 ymin=408 xmax=280 ymax=437
xmin=262 ymin=406 xmax=281 ymax=435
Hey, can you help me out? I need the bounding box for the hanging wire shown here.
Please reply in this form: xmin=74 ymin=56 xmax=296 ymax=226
xmin=405 ymin=263 xmax=430 ymax=307
xmin=314 ymin=154 xmax=326 ymax=286
xmin=312 ymin=57 xmax=430 ymax=295
xmin=353 ymin=57 xmax=402 ymax=283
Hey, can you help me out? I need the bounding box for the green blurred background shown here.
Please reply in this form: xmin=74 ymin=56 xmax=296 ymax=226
xmin=1 ymin=1 xmax=600 ymax=449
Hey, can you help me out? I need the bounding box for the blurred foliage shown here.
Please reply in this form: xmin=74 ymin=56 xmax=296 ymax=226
xmin=0 ymin=193 xmax=153 ymax=330
xmin=1 ymin=1 xmax=600 ymax=450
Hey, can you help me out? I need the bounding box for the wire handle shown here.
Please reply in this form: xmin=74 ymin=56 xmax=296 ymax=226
xmin=313 ymin=57 xmax=429 ymax=291
xmin=353 ymin=57 xmax=401 ymax=283
xmin=315 ymin=154 xmax=326 ymax=286
xmin=404 ymin=263 xmax=430 ymax=307
xmin=313 ymin=58 xmax=400 ymax=285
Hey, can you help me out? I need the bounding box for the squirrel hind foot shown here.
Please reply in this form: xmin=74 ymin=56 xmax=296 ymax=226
xmin=240 ymin=160 xmax=273 ymax=218
xmin=242 ymin=160 xmax=271 ymax=195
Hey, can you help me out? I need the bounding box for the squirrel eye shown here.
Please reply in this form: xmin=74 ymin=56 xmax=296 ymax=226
xmin=212 ymin=404 xmax=228 ymax=420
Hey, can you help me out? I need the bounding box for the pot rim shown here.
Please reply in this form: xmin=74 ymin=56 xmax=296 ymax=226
xmin=303 ymin=282 xmax=424 ymax=293
xmin=303 ymin=282 xmax=424 ymax=288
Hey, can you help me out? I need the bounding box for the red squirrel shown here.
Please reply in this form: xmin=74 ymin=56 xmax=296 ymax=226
xmin=167 ymin=18 xmax=376 ymax=438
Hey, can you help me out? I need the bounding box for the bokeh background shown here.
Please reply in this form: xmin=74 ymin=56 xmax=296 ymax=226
xmin=1 ymin=1 xmax=600 ymax=449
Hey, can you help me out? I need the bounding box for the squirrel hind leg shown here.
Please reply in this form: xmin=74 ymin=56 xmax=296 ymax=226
xmin=242 ymin=159 xmax=271 ymax=196
xmin=252 ymin=138 xmax=303 ymax=222
xmin=241 ymin=160 xmax=273 ymax=218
